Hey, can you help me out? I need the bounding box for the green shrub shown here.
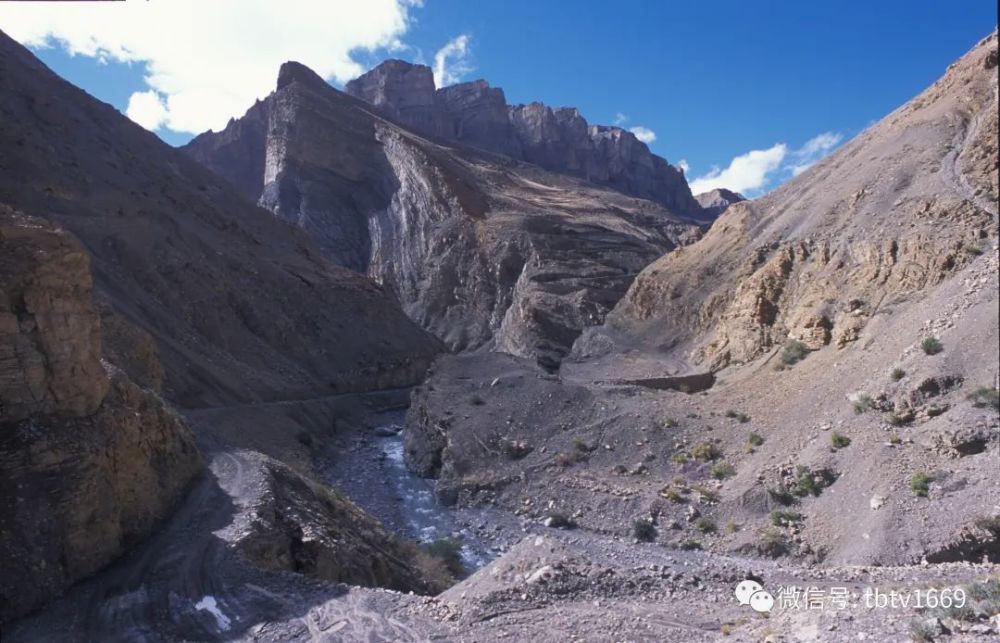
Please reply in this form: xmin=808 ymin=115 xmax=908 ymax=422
xmin=852 ymin=394 xmax=875 ymax=414
xmin=756 ymin=528 xmax=790 ymax=557
xmin=890 ymin=367 xmax=906 ymax=381
xmin=830 ymin=432 xmax=851 ymax=450
xmin=910 ymin=471 xmax=932 ymax=497
xmin=633 ymin=519 xmax=657 ymax=542
xmin=724 ymin=410 xmax=751 ymax=423
xmin=791 ymin=466 xmax=837 ymax=497
xmin=920 ymin=337 xmax=943 ymax=355
xmin=747 ymin=433 xmax=765 ymax=447
xmin=423 ymin=538 xmax=465 ymax=576
xmin=780 ymin=339 xmax=809 ymax=366
xmin=710 ymin=462 xmax=736 ymax=480
xmin=694 ymin=517 xmax=717 ymax=533
xmin=692 ymin=441 xmax=721 ymax=461
xmin=968 ymin=387 xmax=1000 ymax=410
xmin=770 ymin=509 xmax=802 ymax=526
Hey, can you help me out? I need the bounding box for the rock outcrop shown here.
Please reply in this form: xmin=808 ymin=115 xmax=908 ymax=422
xmin=185 ymin=61 xmax=700 ymax=368
xmin=0 ymin=208 xmax=201 ymax=623
xmin=694 ymin=188 xmax=746 ymax=218
xmin=344 ymin=60 xmax=700 ymax=215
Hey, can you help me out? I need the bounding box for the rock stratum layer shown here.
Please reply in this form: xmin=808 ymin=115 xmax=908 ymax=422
xmin=185 ymin=62 xmax=701 ymax=368
xmin=0 ymin=208 xmax=201 ymax=623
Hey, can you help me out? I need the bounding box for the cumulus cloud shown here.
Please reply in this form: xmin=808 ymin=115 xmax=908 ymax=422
xmin=0 ymin=0 xmax=420 ymax=134
xmin=629 ymin=126 xmax=657 ymax=144
xmin=688 ymin=144 xmax=788 ymax=195
xmin=688 ymin=131 xmax=843 ymax=196
xmin=433 ymin=34 xmax=473 ymax=87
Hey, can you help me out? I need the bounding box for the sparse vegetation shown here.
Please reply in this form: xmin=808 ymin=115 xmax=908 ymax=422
xmin=710 ymin=461 xmax=736 ymax=480
xmin=724 ymin=409 xmax=751 ymax=423
xmin=791 ymin=466 xmax=837 ymax=497
xmin=830 ymin=432 xmax=851 ymax=450
xmin=890 ymin=367 xmax=906 ymax=381
xmin=545 ymin=510 xmax=576 ymax=529
xmin=756 ymin=528 xmax=790 ymax=557
xmin=694 ymin=517 xmax=717 ymax=533
xmin=691 ymin=441 xmax=721 ymax=461
xmin=920 ymin=337 xmax=943 ymax=355
xmin=659 ymin=486 xmax=685 ymax=503
xmin=671 ymin=451 xmax=690 ymax=465
xmin=633 ymin=518 xmax=657 ymax=542
xmin=780 ymin=339 xmax=809 ymax=366
xmin=910 ymin=471 xmax=932 ymax=497
xmin=853 ymin=394 xmax=875 ymax=414
xmin=748 ymin=432 xmax=765 ymax=447
xmin=888 ymin=433 xmax=902 ymax=445
xmin=770 ymin=509 xmax=802 ymax=526
xmin=968 ymin=386 xmax=1000 ymax=410
xmin=423 ymin=538 xmax=465 ymax=577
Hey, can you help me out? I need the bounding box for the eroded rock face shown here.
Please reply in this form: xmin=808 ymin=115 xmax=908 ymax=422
xmin=0 ymin=209 xmax=201 ymax=623
xmin=694 ymin=188 xmax=746 ymax=218
xmin=0 ymin=207 xmax=108 ymax=421
xmin=185 ymin=61 xmax=699 ymax=367
xmin=343 ymin=60 xmax=701 ymax=216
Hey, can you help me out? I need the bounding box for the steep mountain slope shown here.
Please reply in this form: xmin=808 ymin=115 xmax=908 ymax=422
xmin=185 ymin=62 xmax=700 ymax=369
xmin=0 ymin=31 xmax=441 ymax=409
xmin=406 ymin=31 xmax=999 ymax=571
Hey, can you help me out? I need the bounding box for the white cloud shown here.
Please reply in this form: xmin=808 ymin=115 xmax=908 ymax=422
xmin=125 ymin=89 xmax=169 ymax=131
xmin=433 ymin=34 xmax=473 ymax=87
xmin=613 ymin=112 xmax=628 ymax=125
xmin=688 ymin=131 xmax=843 ymax=196
xmin=787 ymin=131 xmax=843 ymax=176
xmin=0 ymin=0 xmax=420 ymax=134
xmin=677 ymin=159 xmax=690 ymax=174
xmin=629 ymin=126 xmax=657 ymax=144
xmin=689 ymin=144 xmax=787 ymax=195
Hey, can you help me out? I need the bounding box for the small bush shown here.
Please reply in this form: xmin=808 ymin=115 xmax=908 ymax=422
xmin=423 ymin=538 xmax=465 ymax=577
xmin=791 ymin=466 xmax=837 ymax=497
xmin=671 ymin=452 xmax=690 ymax=465
xmin=830 ymin=432 xmax=851 ymax=450
xmin=694 ymin=517 xmax=717 ymax=533
xmin=853 ymin=394 xmax=875 ymax=414
xmin=910 ymin=471 xmax=932 ymax=497
xmin=710 ymin=461 xmax=736 ymax=480
xmin=724 ymin=409 xmax=751 ymax=423
xmin=920 ymin=337 xmax=943 ymax=355
xmin=748 ymin=433 xmax=765 ymax=447
xmin=968 ymin=386 xmax=1000 ymax=410
xmin=692 ymin=441 xmax=721 ymax=461
xmin=757 ymin=528 xmax=790 ymax=557
xmin=888 ymin=433 xmax=902 ymax=445
xmin=633 ymin=519 xmax=657 ymax=542
xmin=469 ymin=393 xmax=486 ymax=406
xmin=660 ymin=486 xmax=685 ymax=503
xmin=780 ymin=339 xmax=809 ymax=366
xmin=545 ymin=510 xmax=576 ymax=529
xmin=770 ymin=509 xmax=802 ymax=526
xmin=890 ymin=367 xmax=906 ymax=381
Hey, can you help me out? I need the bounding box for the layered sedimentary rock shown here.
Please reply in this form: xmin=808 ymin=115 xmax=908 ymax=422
xmin=186 ymin=62 xmax=700 ymax=367
xmin=344 ymin=60 xmax=700 ymax=215
xmin=0 ymin=208 xmax=201 ymax=623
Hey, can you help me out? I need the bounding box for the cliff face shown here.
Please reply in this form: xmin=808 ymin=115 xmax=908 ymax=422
xmin=0 ymin=208 xmax=201 ymax=623
xmin=185 ymin=62 xmax=700 ymax=368
xmin=344 ymin=60 xmax=700 ymax=215
xmin=0 ymin=32 xmax=442 ymax=408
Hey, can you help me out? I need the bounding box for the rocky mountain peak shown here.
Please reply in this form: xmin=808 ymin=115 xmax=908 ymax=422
xmin=693 ymin=188 xmax=746 ymax=217
xmin=276 ymin=60 xmax=330 ymax=91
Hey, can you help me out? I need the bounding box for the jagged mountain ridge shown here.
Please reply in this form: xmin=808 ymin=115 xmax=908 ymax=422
xmin=344 ymin=59 xmax=701 ymax=216
xmin=185 ymin=61 xmax=702 ymax=369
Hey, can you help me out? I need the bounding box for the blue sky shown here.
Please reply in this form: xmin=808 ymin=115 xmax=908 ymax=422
xmin=1 ymin=0 xmax=995 ymax=196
